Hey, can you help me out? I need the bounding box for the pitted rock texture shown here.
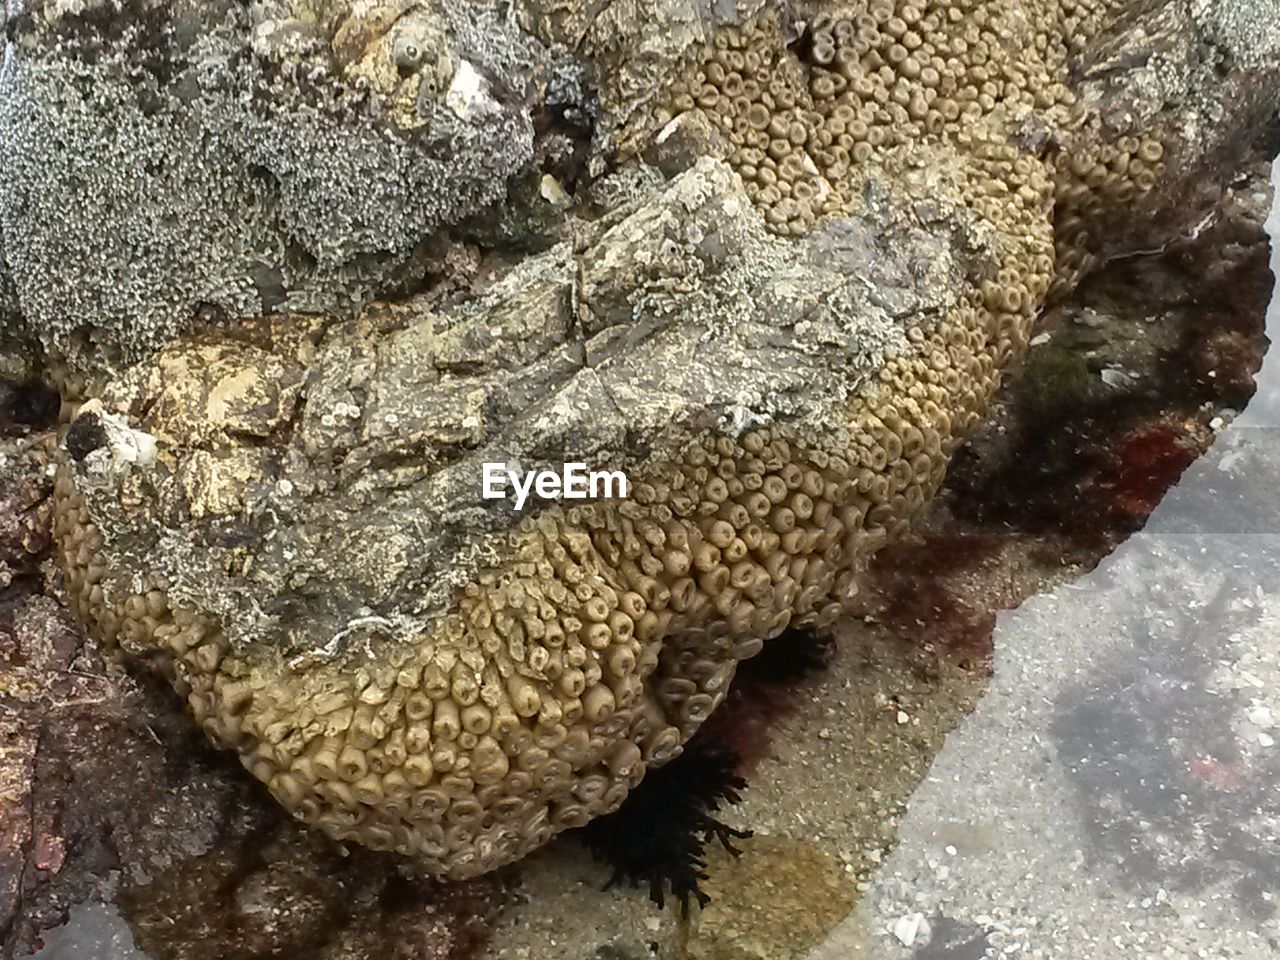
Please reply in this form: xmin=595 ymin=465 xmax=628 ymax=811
xmin=41 ymin=0 xmax=1280 ymax=880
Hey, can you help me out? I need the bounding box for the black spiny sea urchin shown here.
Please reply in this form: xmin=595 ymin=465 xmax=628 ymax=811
xmin=577 ymin=733 xmax=751 ymax=915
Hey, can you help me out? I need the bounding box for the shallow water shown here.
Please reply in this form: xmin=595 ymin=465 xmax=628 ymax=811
xmin=817 ymin=157 xmax=1280 ymax=959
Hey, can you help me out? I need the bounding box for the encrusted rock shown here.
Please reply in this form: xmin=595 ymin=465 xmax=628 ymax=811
xmin=27 ymin=0 xmax=1280 ymax=880
xmin=0 ymin=0 xmax=544 ymax=371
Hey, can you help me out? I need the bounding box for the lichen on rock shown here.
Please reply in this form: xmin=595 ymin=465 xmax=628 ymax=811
xmin=27 ymin=0 xmax=1280 ymax=881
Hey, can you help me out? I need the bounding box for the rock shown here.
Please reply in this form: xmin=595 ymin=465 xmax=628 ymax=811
xmin=28 ymin=901 xmax=149 ymax=960
xmin=0 ymin=0 xmax=548 ymax=372
xmin=0 ymin=496 xmax=504 ymax=959
xmin=0 ymin=430 xmax=54 ymax=590
xmin=891 ymin=911 xmax=928 ymax=947
xmin=12 ymin=0 xmax=1280 ymax=885
xmin=1046 ymin=0 xmax=1280 ymax=293
xmin=51 ymin=146 xmax=1013 ymax=878
xmin=0 ymin=581 xmax=262 ymax=955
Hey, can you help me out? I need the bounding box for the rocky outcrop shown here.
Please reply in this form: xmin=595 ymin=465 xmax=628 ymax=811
xmin=16 ymin=0 xmax=1280 ymax=880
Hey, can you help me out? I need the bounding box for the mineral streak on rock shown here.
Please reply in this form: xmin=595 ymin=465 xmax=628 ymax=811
xmin=37 ymin=0 xmax=1280 ymax=880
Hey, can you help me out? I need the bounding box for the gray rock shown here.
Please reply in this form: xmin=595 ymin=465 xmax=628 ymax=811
xmin=70 ymin=154 xmax=991 ymax=655
xmin=0 ymin=0 xmax=544 ymax=371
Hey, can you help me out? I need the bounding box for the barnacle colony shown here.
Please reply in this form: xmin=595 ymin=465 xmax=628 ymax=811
xmin=47 ymin=0 xmax=1216 ymax=881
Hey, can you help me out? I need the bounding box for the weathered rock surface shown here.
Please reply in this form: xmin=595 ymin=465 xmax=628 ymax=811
xmin=3 ymin=144 xmax=1272 ymax=956
xmin=7 ymin=0 xmax=1279 ymax=886
xmin=0 ymin=0 xmax=549 ymax=371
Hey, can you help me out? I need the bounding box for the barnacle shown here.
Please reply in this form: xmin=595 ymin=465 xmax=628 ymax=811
xmin=0 ymin=0 xmax=537 ymax=372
